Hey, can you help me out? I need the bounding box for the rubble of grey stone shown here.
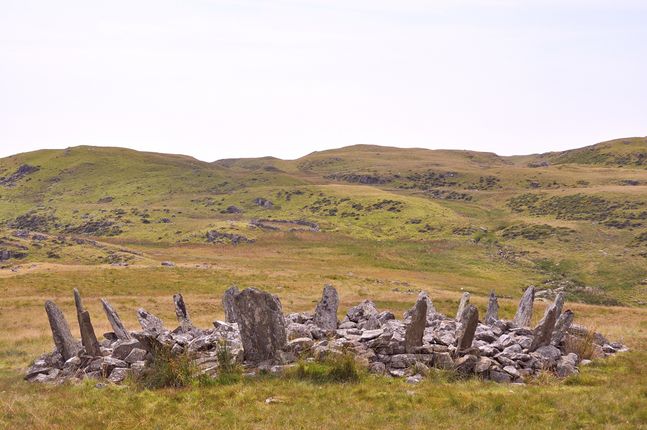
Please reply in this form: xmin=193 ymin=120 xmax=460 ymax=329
xmin=26 ymin=285 xmax=628 ymax=386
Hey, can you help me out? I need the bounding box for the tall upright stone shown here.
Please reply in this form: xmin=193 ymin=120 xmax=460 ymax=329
xmin=73 ymin=289 xmax=101 ymax=356
xmin=551 ymin=310 xmax=574 ymax=346
xmin=455 ymin=292 xmax=471 ymax=320
xmin=100 ymin=298 xmax=131 ymax=340
xmin=232 ymin=288 xmax=287 ymax=363
xmin=404 ymin=296 xmax=427 ymax=352
xmin=553 ymin=292 xmax=565 ymax=318
xmin=404 ymin=291 xmax=436 ymax=324
xmin=222 ymin=286 xmax=240 ymax=323
xmin=529 ymin=303 xmax=558 ymax=351
xmin=136 ymin=308 xmax=165 ymax=334
xmin=313 ymin=284 xmax=339 ymax=331
xmin=456 ymin=304 xmax=478 ymax=354
xmin=173 ymin=293 xmax=192 ymax=331
xmin=485 ymin=291 xmax=499 ymax=325
xmin=45 ymin=300 xmax=80 ymax=360
xmin=512 ymin=286 xmax=535 ymax=328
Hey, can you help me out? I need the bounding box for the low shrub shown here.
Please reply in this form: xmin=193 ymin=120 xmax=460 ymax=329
xmin=137 ymin=345 xmax=199 ymax=389
xmin=289 ymin=353 xmax=363 ymax=383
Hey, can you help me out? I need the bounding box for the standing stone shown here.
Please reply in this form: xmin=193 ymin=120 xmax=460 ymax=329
xmin=313 ymin=284 xmax=339 ymax=331
xmin=455 ymin=304 xmax=478 ymax=354
xmin=512 ymin=286 xmax=535 ymax=328
xmin=136 ymin=308 xmax=165 ymax=334
xmin=45 ymin=300 xmax=81 ymax=360
xmin=404 ymin=291 xmax=436 ymax=323
xmin=73 ymin=289 xmax=101 ymax=356
xmin=404 ymin=296 xmax=427 ymax=352
xmin=223 ymin=286 xmax=240 ymax=323
xmin=455 ymin=292 xmax=471 ymax=320
xmin=173 ymin=293 xmax=192 ymax=332
xmin=232 ymin=288 xmax=287 ymax=363
xmin=553 ymin=292 xmax=565 ymax=318
xmin=485 ymin=291 xmax=499 ymax=325
xmin=529 ymin=303 xmax=558 ymax=351
xmin=100 ymin=298 xmax=131 ymax=340
xmin=551 ymin=310 xmax=574 ymax=346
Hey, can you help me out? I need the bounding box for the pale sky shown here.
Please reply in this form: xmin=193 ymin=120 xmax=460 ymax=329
xmin=1 ymin=0 xmax=646 ymax=161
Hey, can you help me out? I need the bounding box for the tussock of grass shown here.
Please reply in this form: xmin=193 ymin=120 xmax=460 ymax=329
xmin=288 ymin=353 xmax=363 ymax=383
xmin=137 ymin=346 xmax=198 ymax=389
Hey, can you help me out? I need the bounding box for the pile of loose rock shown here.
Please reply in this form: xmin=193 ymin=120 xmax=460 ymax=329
xmin=25 ymin=284 xmax=627 ymax=385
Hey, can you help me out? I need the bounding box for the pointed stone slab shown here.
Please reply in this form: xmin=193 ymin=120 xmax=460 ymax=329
xmin=551 ymin=309 xmax=574 ymax=346
xmin=45 ymin=300 xmax=81 ymax=360
xmin=223 ymin=286 xmax=240 ymax=324
xmin=232 ymin=288 xmax=287 ymax=363
xmin=553 ymin=292 xmax=565 ymax=318
xmin=73 ymin=288 xmax=101 ymax=356
xmin=529 ymin=303 xmax=558 ymax=351
xmin=313 ymin=284 xmax=339 ymax=331
xmin=136 ymin=308 xmax=165 ymax=334
xmin=404 ymin=291 xmax=437 ymax=324
xmin=404 ymin=295 xmax=427 ymax=352
xmin=455 ymin=292 xmax=470 ymax=321
xmin=512 ymin=286 xmax=535 ymax=328
xmin=173 ymin=293 xmax=192 ymax=332
xmin=485 ymin=291 xmax=499 ymax=325
xmin=456 ymin=304 xmax=478 ymax=354
xmin=100 ymin=298 xmax=131 ymax=340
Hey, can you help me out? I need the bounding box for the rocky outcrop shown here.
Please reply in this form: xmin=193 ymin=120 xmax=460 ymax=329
xmin=313 ymin=284 xmax=339 ymax=331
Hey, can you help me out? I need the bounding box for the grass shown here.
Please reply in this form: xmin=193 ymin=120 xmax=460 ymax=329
xmin=288 ymin=353 xmax=363 ymax=384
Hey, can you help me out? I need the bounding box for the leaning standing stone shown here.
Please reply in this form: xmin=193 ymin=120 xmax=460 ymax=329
xmin=232 ymin=288 xmax=287 ymax=363
xmin=455 ymin=304 xmax=478 ymax=354
xmin=455 ymin=292 xmax=470 ymax=320
xmin=553 ymin=292 xmax=565 ymax=318
xmin=73 ymin=289 xmax=101 ymax=356
xmin=136 ymin=308 xmax=165 ymax=334
xmin=512 ymin=286 xmax=535 ymax=328
xmin=529 ymin=303 xmax=558 ymax=351
xmin=173 ymin=293 xmax=192 ymax=332
xmin=551 ymin=310 xmax=574 ymax=346
xmin=485 ymin=291 xmax=499 ymax=325
xmin=100 ymin=298 xmax=131 ymax=340
xmin=404 ymin=296 xmax=427 ymax=352
xmin=313 ymin=284 xmax=339 ymax=331
xmin=223 ymin=286 xmax=240 ymax=323
xmin=45 ymin=300 xmax=81 ymax=360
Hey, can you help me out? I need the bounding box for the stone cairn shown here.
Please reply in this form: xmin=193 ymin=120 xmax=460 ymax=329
xmin=26 ymin=285 xmax=627 ymax=385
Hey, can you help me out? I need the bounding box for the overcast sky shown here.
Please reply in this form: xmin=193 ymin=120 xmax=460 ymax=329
xmin=1 ymin=0 xmax=645 ymax=161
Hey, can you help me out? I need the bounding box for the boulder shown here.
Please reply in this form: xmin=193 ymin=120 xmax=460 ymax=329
xmin=529 ymin=303 xmax=558 ymax=351
xmin=124 ymin=348 xmax=148 ymax=364
xmin=455 ymin=292 xmax=470 ymax=320
xmin=222 ymin=286 xmax=240 ymax=323
xmin=100 ymin=298 xmax=131 ymax=340
xmin=404 ymin=296 xmax=427 ymax=352
xmin=112 ymin=339 xmax=144 ymax=360
xmin=555 ymin=353 xmax=578 ymax=378
xmin=512 ymin=286 xmax=535 ymax=328
xmin=313 ymin=284 xmax=339 ymax=331
xmin=136 ymin=308 xmax=165 ymax=334
xmin=455 ymin=304 xmax=479 ymax=354
xmin=346 ymin=300 xmax=378 ymax=323
xmin=232 ymin=288 xmax=287 ymax=363
xmin=484 ymin=291 xmax=499 ymax=325
xmin=45 ymin=300 xmax=81 ymax=360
